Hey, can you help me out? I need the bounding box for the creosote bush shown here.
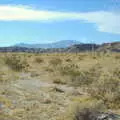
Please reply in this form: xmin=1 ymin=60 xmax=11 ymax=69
xmin=4 ymin=54 xmax=29 ymax=72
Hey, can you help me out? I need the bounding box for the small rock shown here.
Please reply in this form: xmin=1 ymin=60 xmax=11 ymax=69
xmin=54 ymin=87 xmax=65 ymax=93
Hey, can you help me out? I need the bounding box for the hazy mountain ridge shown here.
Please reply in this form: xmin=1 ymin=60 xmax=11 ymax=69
xmin=15 ymin=40 xmax=81 ymax=48
xmin=0 ymin=41 xmax=120 ymax=53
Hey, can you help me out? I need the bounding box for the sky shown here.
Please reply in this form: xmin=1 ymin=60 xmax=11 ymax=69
xmin=0 ymin=0 xmax=120 ymax=46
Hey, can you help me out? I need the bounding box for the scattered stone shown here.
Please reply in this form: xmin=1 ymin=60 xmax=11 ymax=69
xmin=53 ymin=87 xmax=65 ymax=93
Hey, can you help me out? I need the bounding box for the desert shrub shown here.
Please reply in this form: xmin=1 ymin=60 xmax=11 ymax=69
xmin=92 ymin=56 xmax=97 ymax=59
xmin=115 ymin=54 xmax=120 ymax=59
xmin=58 ymin=64 xmax=102 ymax=87
xmin=70 ymin=71 xmax=93 ymax=86
xmin=88 ymin=72 xmax=120 ymax=109
xmin=59 ymin=65 xmax=80 ymax=77
xmin=70 ymin=65 xmax=120 ymax=109
xmin=113 ymin=68 xmax=120 ymax=79
xmin=53 ymin=78 xmax=66 ymax=84
xmin=0 ymin=71 xmax=19 ymax=83
xmin=45 ymin=67 xmax=54 ymax=72
xmin=35 ymin=57 xmax=44 ymax=63
xmin=72 ymin=99 xmax=105 ymax=120
xmin=31 ymin=72 xmax=40 ymax=77
xmin=78 ymin=54 xmax=87 ymax=60
xmin=0 ymin=96 xmax=11 ymax=107
xmin=78 ymin=56 xmax=84 ymax=60
xmin=69 ymin=64 xmax=102 ymax=86
xmin=27 ymin=54 xmax=32 ymax=58
xmin=49 ymin=58 xmax=62 ymax=66
xmin=0 ymin=72 xmax=7 ymax=83
xmin=66 ymin=58 xmax=72 ymax=62
xmin=4 ymin=55 xmax=29 ymax=72
xmin=95 ymin=52 xmax=102 ymax=57
xmin=74 ymin=108 xmax=99 ymax=120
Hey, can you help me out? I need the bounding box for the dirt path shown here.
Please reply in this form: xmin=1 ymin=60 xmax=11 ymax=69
xmin=15 ymin=78 xmax=86 ymax=95
xmin=0 ymin=73 xmax=86 ymax=120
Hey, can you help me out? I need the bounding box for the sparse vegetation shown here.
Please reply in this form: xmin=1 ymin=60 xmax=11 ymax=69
xmin=35 ymin=57 xmax=44 ymax=63
xmin=4 ymin=54 xmax=29 ymax=71
xmin=115 ymin=54 xmax=120 ymax=59
xmin=0 ymin=52 xmax=120 ymax=120
xmin=49 ymin=57 xmax=62 ymax=66
xmin=88 ymin=71 xmax=120 ymax=109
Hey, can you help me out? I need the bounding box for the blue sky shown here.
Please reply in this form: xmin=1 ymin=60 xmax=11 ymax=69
xmin=0 ymin=0 xmax=120 ymax=46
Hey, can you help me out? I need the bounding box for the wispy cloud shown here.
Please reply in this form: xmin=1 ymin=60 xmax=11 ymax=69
xmin=0 ymin=5 xmax=120 ymax=34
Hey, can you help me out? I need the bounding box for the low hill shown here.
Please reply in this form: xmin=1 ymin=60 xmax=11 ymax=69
xmin=97 ymin=42 xmax=120 ymax=52
xmin=66 ymin=44 xmax=99 ymax=52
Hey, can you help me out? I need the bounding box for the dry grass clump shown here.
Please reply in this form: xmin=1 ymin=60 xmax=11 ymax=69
xmin=0 ymin=96 xmax=11 ymax=107
xmin=58 ymin=64 xmax=102 ymax=86
xmin=88 ymin=70 xmax=120 ymax=109
xmin=49 ymin=57 xmax=62 ymax=66
xmin=4 ymin=54 xmax=29 ymax=72
xmin=31 ymin=72 xmax=40 ymax=77
xmin=66 ymin=58 xmax=72 ymax=62
xmin=35 ymin=57 xmax=44 ymax=63
xmin=45 ymin=67 xmax=54 ymax=72
xmin=57 ymin=61 xmax=120 ymax=109
xmin=113 ymin=68 xmax=120 ymax=79
xmin=0 ymin=71 xmax=19 ymax=83
xmin=53 ymin=78 xmax=66 ymax=85
xmin=0 ymin=72 xmax=7 ymax=83
xmin=78 ymin=54 xmax=88 ymax=60
xmin=62 ymin=62 xmax=120 ymax=109
xmin=59 ymin=64 xmax=79 ymax=76
xmin=71 ymin=67 xmax=102 ymax=86
xmin=74 ymin=107 xmax=102 ymax=120
xmin=115 ymin=54 xmax=120 ymax=59
xmin=63 ymin=97 xmax=105 ymax=120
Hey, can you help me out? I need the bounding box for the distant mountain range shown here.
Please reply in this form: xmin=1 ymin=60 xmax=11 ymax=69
xmin=0 ymin=40 xmax=120 ymax=53
xmin=15 ymin=40 xmax=81 ymax=48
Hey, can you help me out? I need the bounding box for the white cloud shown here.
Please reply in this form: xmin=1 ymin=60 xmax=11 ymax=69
xmin=0 ymin=5 xmax=120 ymax=34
